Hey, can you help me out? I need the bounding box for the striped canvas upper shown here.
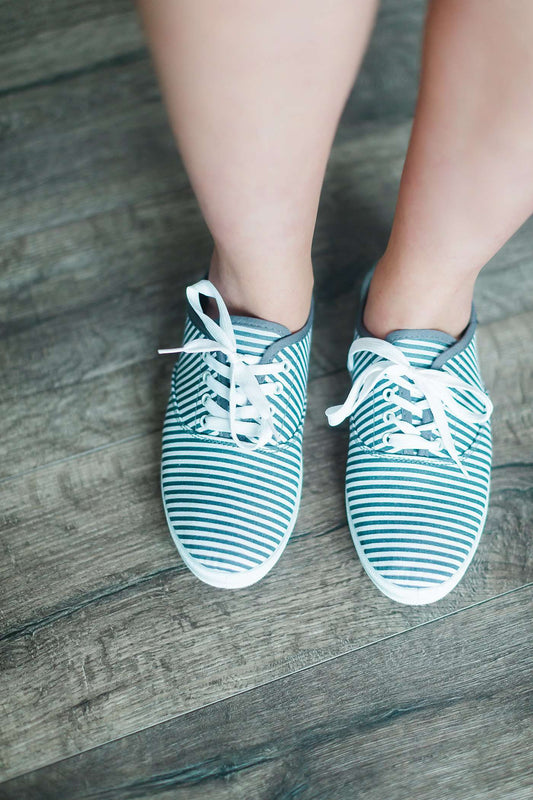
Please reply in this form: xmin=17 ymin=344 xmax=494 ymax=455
xmin=329 ymin=307 xmax=493 ymax=604
xmin=161 ymin=280 xmax=312 ymax=586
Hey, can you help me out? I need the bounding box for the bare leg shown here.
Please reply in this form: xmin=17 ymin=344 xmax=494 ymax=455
xmin=365 ymin=0 xmax=533 ymax=339
xmin=137 ymin=0 xmax=377 ymax=330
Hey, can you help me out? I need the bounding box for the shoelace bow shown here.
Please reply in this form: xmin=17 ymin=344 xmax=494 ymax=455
xmin=159 ymin=280 xmax=285 ymax=452
xmin=325 ymin=337 xmax=493 ymax=476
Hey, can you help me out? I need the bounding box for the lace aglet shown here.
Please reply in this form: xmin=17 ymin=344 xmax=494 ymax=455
xmin=325 ymin=405 xmax=346 ymax=427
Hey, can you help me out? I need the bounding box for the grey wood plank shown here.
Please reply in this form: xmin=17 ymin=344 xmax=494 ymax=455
xmin=0 ymin=193 xmax=208 ymax=333
xmin=0 ymin=366 xmax=532 ymax=781
xmin=1 ymin=586 xmax=531 ymax=800
xmin=478 ymin=311 xmax=533 ymax=468
xmin=474 ymin=225 xmax=533 ymax=325
xmin=0 ymin=57 xmax=179 ymax=243
xmin=0 ymin=0 xmax=143 ymax=94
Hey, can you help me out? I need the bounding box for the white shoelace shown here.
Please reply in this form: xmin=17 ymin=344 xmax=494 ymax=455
xmin=159 ymin=280 xmax=286 ymax=452
xmin=325 ymin=338 xmax=493 ymax=476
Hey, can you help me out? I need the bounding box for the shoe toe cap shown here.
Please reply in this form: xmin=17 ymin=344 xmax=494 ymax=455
xmin=346 ymin=466 xmax=488 ymax=604
xmin=162 ymin=473 xmax=301 ymax=588
xmin=357 ymin=555 xmax=470 ymax=605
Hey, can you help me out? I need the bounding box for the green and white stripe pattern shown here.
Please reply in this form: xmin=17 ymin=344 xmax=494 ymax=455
xmin=160 ymin=279 xmax=312 ymax=588
xmin=327 ymin=304 xmax=493 ymax=605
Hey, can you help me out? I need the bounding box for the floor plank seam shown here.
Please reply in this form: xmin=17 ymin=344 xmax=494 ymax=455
xmin=0 ymin=185 xmax=193 ymax=250
xmin=0 ymin=367 xmax=346 ymax=485
xmin=0 ymin=184 xmax=188 ymax=247
xmin=0 ymin=48 xmax=148 ymax=101
xmin=0 ymin=565 xmax=178 ymax=643
xmin=492 ymin=461 xmax=533 ymax=472
xmin=0 ymin=523 xmax=350 ymax=640
xmin=0 ymin=431 xmax=154 ymax=486
xmin=4 ymin=582 xmax=530 ymax=786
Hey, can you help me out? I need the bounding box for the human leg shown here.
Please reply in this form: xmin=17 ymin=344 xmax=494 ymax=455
xmin=365 ymin=0 xmax=533 ymax=339
xmin=138 ymin=0 xmax=377 ymax=331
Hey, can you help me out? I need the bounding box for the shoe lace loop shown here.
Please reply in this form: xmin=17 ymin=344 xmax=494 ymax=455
xmin=159 ymin=280 xmax=284 ymax=452
xmin=325 ymin=337 xmax=493 ymax=476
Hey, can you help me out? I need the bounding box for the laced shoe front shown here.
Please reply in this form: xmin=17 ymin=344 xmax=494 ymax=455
xmin=327 ymin=294 xmax=493 ymax=605
xmin=159 ymin=279 xmax=312 ymax=588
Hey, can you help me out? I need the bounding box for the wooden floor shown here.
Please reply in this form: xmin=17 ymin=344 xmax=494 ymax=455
xmin=1 ymin=1 xmax=532 ymax=797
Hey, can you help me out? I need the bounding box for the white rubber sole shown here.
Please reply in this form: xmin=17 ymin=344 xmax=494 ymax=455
xmin=161 ymin=463 xmax=303 ymax=590
xmin=346 ymin=478 xmax=491 ymax=606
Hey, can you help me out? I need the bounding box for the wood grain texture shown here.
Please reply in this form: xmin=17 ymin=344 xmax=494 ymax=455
xmin=0 ymin=0 xmax=143 ymax=94
xmin=0 ymin=60 xmax=178 ymax=243
xmin=1 ymin=586 xmax=531 ymax=800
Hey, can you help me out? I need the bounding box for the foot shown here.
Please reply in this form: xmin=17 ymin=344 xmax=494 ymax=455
xmin=327 ymin=276 xmax=493 ymax=605
xmin=363 ymin=255 xmax=475 ymax=340
xmin=159 ymin=278 xmax=313 ymax=588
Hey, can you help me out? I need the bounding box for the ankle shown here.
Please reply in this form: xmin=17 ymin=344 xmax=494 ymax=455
xmin=208 ymin=248 xmax=313 ymax=332
xmin=363 ymin=255 xmax=475 ymax=340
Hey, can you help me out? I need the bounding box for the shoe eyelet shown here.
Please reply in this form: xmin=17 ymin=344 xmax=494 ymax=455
xmin=383 ymin=388 xmax=394 ymax=401
xmin=198 ymin=414 xmax=209 ymax=431
xmin=384 ymin=411 xmax=395 ymax=424
xmin=281 ymin=360 xmax=291 ymax=373
xmin=382 ymin=433 xmax=392 ymax=446
xmin=274 ymin=382 xmax=283 ymax=395
xmin=200 ymin=392 xmax=210 ymax=406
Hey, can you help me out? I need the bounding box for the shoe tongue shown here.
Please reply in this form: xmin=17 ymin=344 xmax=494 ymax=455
xmin=230 ymin=314 xmax=290 ymax=358
xmin=385 ymin=328 xmax=456 ymax=368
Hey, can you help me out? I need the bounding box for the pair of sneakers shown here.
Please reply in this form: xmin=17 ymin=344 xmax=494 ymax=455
xmin=159 ymin=276 xmax=493 ymax=605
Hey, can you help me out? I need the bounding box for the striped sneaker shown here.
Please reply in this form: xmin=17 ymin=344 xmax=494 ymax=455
xmin=159 ymin=279 xmax=312 ymax=589
xmin=326 ymin=286 xmax=493 ymax=605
